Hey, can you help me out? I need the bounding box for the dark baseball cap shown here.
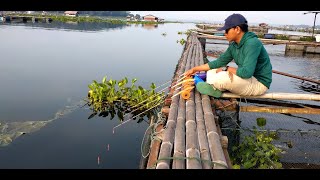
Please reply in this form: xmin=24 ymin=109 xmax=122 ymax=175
xmin=218 ymin=13 xmax=248 ymax=31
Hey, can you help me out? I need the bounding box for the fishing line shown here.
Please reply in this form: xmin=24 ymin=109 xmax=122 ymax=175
xmin=112 ymin=84 xmax=195 ymax=132
xmin=123 ymin=78 xmax=193 ymax=117
xmin=128 ymin=75 xmax=188 ymax=111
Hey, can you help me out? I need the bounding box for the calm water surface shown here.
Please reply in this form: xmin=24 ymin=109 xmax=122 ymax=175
xmin=0 ymin=21 xmax=319 ymax=168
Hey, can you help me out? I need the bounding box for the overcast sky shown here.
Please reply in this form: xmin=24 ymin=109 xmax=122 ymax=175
xmin=130 ymin=11 xmax=320 ymax=26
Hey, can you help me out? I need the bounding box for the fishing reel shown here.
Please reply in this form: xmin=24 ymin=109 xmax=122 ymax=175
xmin=180 ymin=73 xmax=206 ymax=100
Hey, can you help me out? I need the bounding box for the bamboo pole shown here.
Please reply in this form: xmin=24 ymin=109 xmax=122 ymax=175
xmin=197 ymin=34 xmax=320 ymax=46
xmin=212 ymin=114 xmax=232 ymax=169
xmin=202 ymin=94 xmax=228 ymax=169
xmin=185 ymin=41 xmax=202 ymax=169
xmin=146 ymin=122 xmax=164 ymax=168
xmin=272 ymin=70 xmax=320 ymax=84
xmin=240 ymin=106 xmax=320 ymax=114
xmin=196 ymin=37 xmax=231 ymax=168
xmin=194 ymin=91 xmax=212 ymax=169
xmin=196 ymin=41 xmax=228 ymax=169
xmin=156 ymin=35 xmax=194 ymax=169
xmin=240 ymin=98 xmax=320 ymax=109
xmin=193 ymin=40 xmax=212 ymax=169
xmin=199 ymin=37 xmax=230 ymax=169
xmin=186 ymin=91 xmax=202 ymax=169
xmin=221 ymin=92 xmax=320 ymax=101
xmin=172 ymin=36 xmax=196 ymax=169
xmin=172 ymin=93 xmax=186 ymax=169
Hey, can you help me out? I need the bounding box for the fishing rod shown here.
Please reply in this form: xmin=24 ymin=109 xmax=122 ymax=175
xmin=113 ymin=96 xmax=166 ymax=133
xmin=123 ymin=78 xmax=194 ymax=117
xmin=272 ymin=70 xmax=320 ymax=84
xmin=153 ymin=73 xmax=187 ymax=91
xmin=128 ymin=74 xmax=187 ymax=111
xmin=113 ymin=84 xmax=195 ymax=132
xmin=123 ymin=85 xmax=183 ymax=118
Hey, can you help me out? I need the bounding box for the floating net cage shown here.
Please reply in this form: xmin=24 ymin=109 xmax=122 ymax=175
xmin=217 ymin=100 xmax=320 ymax=169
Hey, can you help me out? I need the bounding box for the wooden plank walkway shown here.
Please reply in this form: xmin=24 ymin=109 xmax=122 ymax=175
xmin=142 ymin=33 xmax=232 ymax=169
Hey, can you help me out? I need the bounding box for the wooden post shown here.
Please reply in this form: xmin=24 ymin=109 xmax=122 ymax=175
xmin=139 ymin=115 xmax=155 ymax=169
xmin=161 ymin=106 xmax=170 ymax=117
xmin=221 ymin=92 xmax=320 ymax=101
xmin=146 ymin=122 xmax=165 ymax=169
xmin=240 ymin=106 xmax=320 ymax=114
xmin=198 ymin=37 xmax=207 ymax=59
xmin=213 ymin=115 xmax=233 ymax=169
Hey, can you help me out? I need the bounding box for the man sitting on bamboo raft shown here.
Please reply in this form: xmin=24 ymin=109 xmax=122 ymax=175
xmin=185 ymin=13 xmax=272 ymax=98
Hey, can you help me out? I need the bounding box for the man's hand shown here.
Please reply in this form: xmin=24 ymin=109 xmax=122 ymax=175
xmin=184 ymin=64 xmax=211 ymax=77
xmin=184 ymin=68 xmax=196 ymax=77
xmin=216 ymin=66 xmax=237 ymax=82
xmin=216 ymin=67 xmax=223 ymax=73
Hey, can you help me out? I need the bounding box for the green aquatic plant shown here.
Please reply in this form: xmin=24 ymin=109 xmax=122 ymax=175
xmin=0 ymin=121 xmax=52 ymax=147
xmin=275 ymin=34 xmax=289 ymax=40
xmin=177 ymin=30 xmax=192 ymax=36
xmin=300 ymin=36 xmax=316 ymax=42
xmin=231 ymin=117 xmax=283 ymax=169
xmin=87 ymin=76 xmax=164 ymax=122
xmin=176 ymin=38 xmax=186 ymax=45
xmin=184 ymin=29 xmax=192 ymax=36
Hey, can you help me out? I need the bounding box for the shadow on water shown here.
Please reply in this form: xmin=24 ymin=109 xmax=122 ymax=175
xmin=86 ymin=100 xmax=160 ymax=124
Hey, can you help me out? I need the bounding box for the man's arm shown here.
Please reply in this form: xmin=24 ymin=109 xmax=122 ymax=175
xmin=208 ymin=47 xmax=233 ymax=69
xmin=184 ymin=63 xmax=210 ymax=77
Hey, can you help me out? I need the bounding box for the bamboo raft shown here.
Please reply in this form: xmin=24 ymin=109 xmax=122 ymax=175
xmin=140 ymin=33 xmax=232 ymax=169
xmin=140 ymin=32 xmax=320 ymax=169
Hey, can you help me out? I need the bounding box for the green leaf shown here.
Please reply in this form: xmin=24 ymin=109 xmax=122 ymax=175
xmin=88 ymin=112 xmax=97 ymax=119
xmin=273 ymin=162 xmax=283 ymax=169
xmin=243 ymin=161 xmax=254 ymax=169
xmin=254 ymin=151 xmax=264 ymax=157
xmin=232 ymin=164 xmax=241 ymax=169
xmin=102 ymin=76 xmax=107 ymax=84
xmin=151 ymin=83 xmax=156 ymax=89
xmin=256 ymin=117 xmax=266 ymax=127
xmin=138 ymin=86 xmax=144 ymax=91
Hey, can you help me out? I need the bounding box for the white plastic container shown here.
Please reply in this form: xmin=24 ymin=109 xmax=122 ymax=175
xmin=315 ymin=35 xmax=320 ymax=42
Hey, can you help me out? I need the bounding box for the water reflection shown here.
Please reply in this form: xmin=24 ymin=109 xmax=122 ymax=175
xmin=86 ymin=100 xmax=160 ymax=124
xmin=285 ymin=50 xmax=320 ymax=59
xmin=0 ymin=21 xmax=127 ymax=32
xmin=142 ymin=24 xmax=158 ymax=30
xmin=295 ymin=81 xmax=320 ymax=94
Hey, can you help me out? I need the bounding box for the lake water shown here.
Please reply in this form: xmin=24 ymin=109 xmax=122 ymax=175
xmin=0 ymin=21 xmax=319 ymax=169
